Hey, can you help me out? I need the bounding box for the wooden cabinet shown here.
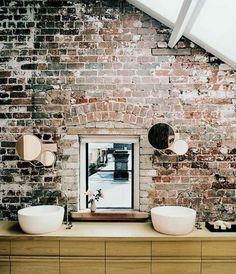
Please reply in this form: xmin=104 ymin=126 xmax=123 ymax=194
xmin=1 ymin=237 xmax=235 ymax=274
xmin=61 ymin=258 xmax=105 ymax=274
xmin=11 ymin=257 xmax=59 ymax=274
xmin=0 ymin=241 xmax=10 ymax=256
xmin=60 ymin=241 xmax=105 ymax=274
xmin=0 ymin=240 xmax=10 ymax=274
xmin=202 ymin=261 xmax=236 ymax=274
xmin=0 ymin=256 xmax=10 ymax=274
xmin=202 ymin=241 xmax=236 ymax=258
xmin=106 ymin=241 xmax=151 ymax=274
xmin=152 ymin=241 xmax=201 ymax=274
xmin=152 ymin=241 xmax=201 ymax=258
xmin=11 ymin=240 xmax=59 ymax=256
xmin=152 ymin=260 xmax=200 ymax=274
xmin=202 ymin=241 xmax=236 ymax=274
xmin=10 ymin=240 xmax=59 ymax=274
xmin=60 ymin=240 xmax=105 ymax=257
xmin=107 ymin=259 xmax=151 ymax=274
xmin=106 ymin=241 xmax=151 ymax=257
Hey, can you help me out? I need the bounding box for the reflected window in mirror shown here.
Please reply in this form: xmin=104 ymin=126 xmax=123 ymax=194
xmin=148 ymin=123 xmax=175 ymax=149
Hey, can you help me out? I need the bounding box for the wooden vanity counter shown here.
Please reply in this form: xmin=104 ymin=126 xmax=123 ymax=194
xmin=0 ymin=221 xmax=236 ymax=274
xmin=0 ymin=221 xmax=236 ymax=240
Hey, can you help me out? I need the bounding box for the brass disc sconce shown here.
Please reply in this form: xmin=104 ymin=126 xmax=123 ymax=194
xmin=16 ymin=134 xmax=57 ymax=167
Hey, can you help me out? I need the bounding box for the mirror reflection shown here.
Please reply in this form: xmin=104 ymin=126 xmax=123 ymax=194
xmin=16 ymin=134 xmax=42 ymax=161
xmin=148 ymin=123 xmax=175 ymax=149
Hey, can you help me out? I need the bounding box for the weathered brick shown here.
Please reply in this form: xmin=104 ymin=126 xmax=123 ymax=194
xmin=13 ymin=113 xmax=31 ymax=119
xmin=152 ymin=48 xmax=192 ymax=56
xmin=0 ymin=0 xmax=235 ymax=222
xmin=1 ymin=142 xmax=16 ymax=148
xmin=21 ymin=64 xmax=38 ymax=70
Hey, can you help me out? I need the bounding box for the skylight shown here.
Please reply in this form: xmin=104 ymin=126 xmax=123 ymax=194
xmin=127 ymin=0 xmax=236 ymax=69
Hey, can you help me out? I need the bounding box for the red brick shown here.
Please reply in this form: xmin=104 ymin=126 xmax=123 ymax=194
xmin=0 ymin=0 xmax=235 ymax=222
xmin=155 ymin=70 xmax=169 ymax=76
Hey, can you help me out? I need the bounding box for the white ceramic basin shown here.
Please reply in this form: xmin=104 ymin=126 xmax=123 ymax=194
xmin=18 ymin=205 xmax=64 ymax=234
xmin=151 ymin=206 xmax=196 ymax=235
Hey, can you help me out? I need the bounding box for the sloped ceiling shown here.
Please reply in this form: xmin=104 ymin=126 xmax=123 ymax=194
xmin=127 ymin=0 xmax=236 ymax=69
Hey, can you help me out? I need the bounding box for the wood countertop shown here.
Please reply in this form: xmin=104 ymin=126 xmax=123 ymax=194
xmin=0 ymin=221 xmax=236 ymax=241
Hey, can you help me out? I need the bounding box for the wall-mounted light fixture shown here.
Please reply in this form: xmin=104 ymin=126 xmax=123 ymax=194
xmin=16 ymin=134 xmax=57 ymax=167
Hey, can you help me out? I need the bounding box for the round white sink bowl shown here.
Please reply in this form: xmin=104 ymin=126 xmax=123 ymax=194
xmin=18 ymin=205 xmax=64 ymax=234
xmin=151 ymin=206 xmax=196 ymax=235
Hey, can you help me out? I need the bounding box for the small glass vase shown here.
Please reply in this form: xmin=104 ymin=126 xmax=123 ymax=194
xmin=90 ymin=200 xmax=96 ymax=213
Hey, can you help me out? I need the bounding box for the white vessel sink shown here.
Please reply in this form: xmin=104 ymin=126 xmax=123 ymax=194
xmin=151 ymin=206 xmax=196 ymax=235
xmin=18 ymin=205 xmax=64 ymax=234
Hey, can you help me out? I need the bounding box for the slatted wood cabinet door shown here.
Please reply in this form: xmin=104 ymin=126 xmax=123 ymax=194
xmin=2 ymin=235 xmax=236 ymax=274
xmin=10 ymin=240 xmax=60 ymax=274
xmin=106 ymin=241 xmax=151 ymax=274
xmin=11 ymin=257 xmax=60 ymax=274
xmin=60 ymin=240 xmax=105 ymax=274
xmin=0 ymin=240 xmax=10 ymax=274
xmin=202 ymin=241 xmax=236 ymax=274
xmin=152 ymin=241 xmax=201 ymax=274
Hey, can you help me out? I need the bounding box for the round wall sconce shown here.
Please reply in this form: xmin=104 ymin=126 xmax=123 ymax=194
xmin=39 ymin=151 xmax=56 ymax=166
xmin=148 ymin=123 xmax=188 ymax=155
xmin=16 ymin=134 xmax=57 ymax=167
xmin=171 ymin=139 xmax=189 ymax=155
xmin=16 ymin=135 xmax=42 ymax=161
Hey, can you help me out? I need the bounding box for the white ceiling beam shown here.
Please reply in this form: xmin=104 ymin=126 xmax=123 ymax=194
xmin=127 ymin=0 xmax=236 ymax=69
xmin=168 ymin=0 xmax=194 ymax=48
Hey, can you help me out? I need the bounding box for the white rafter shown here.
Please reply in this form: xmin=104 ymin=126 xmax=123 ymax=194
xmin=168 ymin=0 xmax=194 ymax=48
xmin=126 ymin=0 xmax=236 ymax=69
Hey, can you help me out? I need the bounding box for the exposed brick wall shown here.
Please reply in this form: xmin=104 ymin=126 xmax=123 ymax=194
xmin=0 ymin=0 xmax=235 ymax=221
